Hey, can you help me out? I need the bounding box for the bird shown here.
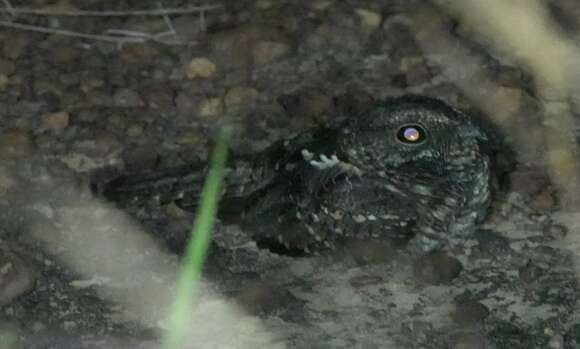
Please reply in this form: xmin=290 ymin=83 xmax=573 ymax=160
xmin=95 ymin=95 xmax=491 ymax=255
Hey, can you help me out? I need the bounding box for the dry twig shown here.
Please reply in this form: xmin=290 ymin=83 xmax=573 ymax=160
xmin=0 ymin=4 xmax=223 ymax=17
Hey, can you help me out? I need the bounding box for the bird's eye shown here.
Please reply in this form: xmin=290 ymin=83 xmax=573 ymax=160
xmin=396 ymin=124 xmax=427 ymax=144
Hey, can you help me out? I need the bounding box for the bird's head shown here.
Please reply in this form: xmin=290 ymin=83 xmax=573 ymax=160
xmin=338 ymin=95 xmax=488 ymax=176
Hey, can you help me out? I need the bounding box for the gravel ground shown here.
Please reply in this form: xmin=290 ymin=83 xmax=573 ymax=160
xmin=1 ymin=0 xmax=580 ymax=348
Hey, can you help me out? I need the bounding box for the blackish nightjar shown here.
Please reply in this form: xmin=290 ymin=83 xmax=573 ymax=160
xmin=97 ymin=95 xmax=491 ymax=255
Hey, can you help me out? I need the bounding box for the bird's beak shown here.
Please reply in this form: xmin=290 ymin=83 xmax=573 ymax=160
xmin=456 ymin=123 xmax=488 ymax=141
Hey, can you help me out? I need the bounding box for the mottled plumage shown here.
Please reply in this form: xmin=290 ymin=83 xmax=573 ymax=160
xmin=97 ymin=95 xmax=491 ymax=254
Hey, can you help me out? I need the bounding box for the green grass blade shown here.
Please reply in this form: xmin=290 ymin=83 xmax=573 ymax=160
xmin=161 ymin=126 xmax=232 ymax=349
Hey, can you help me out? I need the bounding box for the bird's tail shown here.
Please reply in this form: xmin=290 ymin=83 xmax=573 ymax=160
xmin=91 ymin=165 xmax=207 ymax=207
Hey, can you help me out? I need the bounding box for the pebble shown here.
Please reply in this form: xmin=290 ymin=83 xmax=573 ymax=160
xmin=0 ymin=128 xmax=35 ymax=159
xmin=113 ymin=88 xmax=144 ymax=108
xmin=0 ymin=243 xmax=37 ymax=306
xmin=530 ymin=189 xmax=555 ymax=212
xmin=413 ymin=252 xmax=463 ymax=285
xmin=252 ymin=40 xmax=292 ymax=66
xmin=42 ymin=111 xmax=70 ymax=133
xmin=452 ymin=332 xmax=487 ymax=349
xmin=451 ymin=300 xmax=490 ymax=324
xmin=0 ymin=58 xmax=15 ymax=76
xmin=186 ymin=57 xmax=217 ymax=79
xmin=198 ymin=97 xmax=224 ymax=120
xmin=224 ymin=86 xmax=259 ymax=111
xmin=354 ymin=8 xmax=382 ymax=29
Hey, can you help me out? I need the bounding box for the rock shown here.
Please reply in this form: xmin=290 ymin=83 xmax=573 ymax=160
xmin=0 ymin=74 xmax=9 ymax=91
xmin=252 ymin=40 xmax=292 ymax=66
xmin=509 ymin=165 xmax=550 ymax=196
xmin=413 ymin=252 xmax=463 ymax=285
xmin=277 ymin=90 xmax=334 ymax=123
xmin=198 ymin=97 xmax=224 ymax=120
xmin=530 ymin=189 xmax=556 ymax=212
xmin=0 ymin=128 xmax=34 ymax=159
xmin=125 ymin=124 xmax=144 ymax=138
xmin=224 ymin=86 xmax=259 ymax=111
xmin=113 ymin=88 xmax=144 ymax=108
xmin=355 ymin=8 xmax=382 ymax=29
xmin=452 ymin=332 xmax=487 ymax=349
xmin=185 ymin=57 xmax=217 ymax=79
xmin=120 ymin=43 xmax=159 ymax=63
xmin=142 ymin=87 xmax=175 ymax=111
xmin=0 ymin=242 xmax=37 ymax=306
xmin=49 ymin=47 xmax=81 ymax=66
xmin=42 ymin=111 xmax=70 ymax=133
xmin=0 ymin=58 xmax=15 ymax=76
xmin=452 ymin=300 xmax=490 ymax=324
xmin=175 ymin=91 xmax=200 ymax=118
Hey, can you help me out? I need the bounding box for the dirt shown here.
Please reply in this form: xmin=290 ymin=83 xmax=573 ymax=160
xmin=0 ymin=0 xmax=580 ymax=348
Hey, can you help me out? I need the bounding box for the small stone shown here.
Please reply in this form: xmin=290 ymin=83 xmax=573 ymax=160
xmin=123 ymin=144 xmax=158 ymax=171
xmin=185 ymin=57 xmax=217 ymax=79
xmin=175 ymin=92 xmax=198 ymax=117
xmin=177 ymin=129 xmax=208 ymax=147
xmin=355 ymin=9 xmax=382 ymax=29
xmin=451 ymin=300 xmax=490 ymax=324
xmin=413 ymin=252 xmax=463 ymax=285
xmin=198 ymin=97 xmax=224 ymax=119
xmin=530 ymin=189 xmax=555 ymax=212
xmin=0 ymin=166 xmax=17 ymax=195
xmin=236 ymin=281 xmax=276 ymax=314
xmin=49 ymin=47 xmax=81 ymax=66
xmin=126 ymin=124 xmax=144 ymax=137
xmin=346 ymin=239 xmax=396 ymax=265
xmin=509 ymin=165 xmax=549 ymax=196
xmin=452 ymin=332 xmax=486 ymax=349
xmin=542 ymin=223 xmax=567 ymax=240
xmin=0 ymin=128 xmax=34 ymax=159
xmin=252 ymin=40 xmax=292 ymax=66
xmin=277 ymin=91 xmax=334 ymax=122
xmin=491 ymin=86 xmax=523 ymax=119
xmin=42 ymin=111 xmax=70 ymax=133
xmin=120 ymin=43 xmax=159 ymax=63
xmin=0 ymin=243 xmax=37 ymax=306
xmin=518 ymin=260 xmax=543 ymax=283
xmin=255 ymin=0 xmax=275 ymax=9
xmin=0 ymin=75 xmax=9 ymax=91
xmin=143 ymin=87 xmax=174 ymax=111
xmin=113 ymin=88 xmax=144 ymax=108
xmin=80 ymin=76 xmax=105 ymax=94
xmin=0 ymin=58 xmax=15 ymax=76
xmin=224 ymin=86 xmax=259 ymax=110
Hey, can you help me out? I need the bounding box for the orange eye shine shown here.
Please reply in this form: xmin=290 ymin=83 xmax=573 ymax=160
xmin=397 ymin=125 xmax=426 ymax=144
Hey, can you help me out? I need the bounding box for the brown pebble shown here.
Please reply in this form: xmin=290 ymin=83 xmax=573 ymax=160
xmin=451 ymin=300 xmax=490 ymax=324
xmin=542 ymin=223 xmax=567 ymax=240
xmin=0 ymin=58 xmax=15 ymax=76
xmin=185 ymin=57 xmax=217 ymax=79
xmin=509 ymin=165 xmax=550 ymax=196
xmin=113 ymin=88 xmax=144 ymax=108
xmin=0 ymin=128 xmax=34 ymax=159
xmin=413 ymin=252 xmax=463 ymax=285
xmin=530 ymin=189 xmax=555 ymax=212
xmin=452 ymin=332 xmax=487 ymax=349
xmin=345 ymin=239 xmax=397 ymax=265
xmin=252 ymin=40 xmax=292 ymax=66
xmin=224 ymin=86 xmax=259 ymax=111
xmin=236 ymin=281 xmax=276 ymax=314
xmin=197 ymin=97 xmax=224 ymax=120
xmin=42 ymin=111 xmax=70 ymax=133
xmin=518 ymin=260 xmax=543 ymax=283
xmin=0 ymin=243 xmax=37 ymax=306
xmin=49 ymin=47 xmax=81 ymax=66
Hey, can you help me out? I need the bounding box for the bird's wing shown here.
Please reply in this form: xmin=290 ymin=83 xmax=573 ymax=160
xmin=94 ymin=123 xmax=344 ymax=211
